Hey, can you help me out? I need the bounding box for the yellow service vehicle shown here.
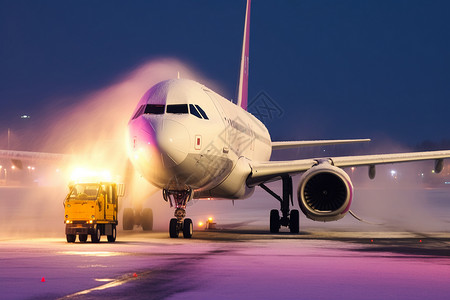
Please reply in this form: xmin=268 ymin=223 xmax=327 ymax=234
xmin=64 ymin=182 xmax=123 ymax=243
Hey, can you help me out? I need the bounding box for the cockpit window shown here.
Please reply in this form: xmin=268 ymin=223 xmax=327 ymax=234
xmin=167 ymin=104 xmax=188 ymax=114
xmin=144 ymin=104 xmax=165 ymax=114
xmin=132 ymin=103 xmax=208 ymax=119
xmin=189 ymin=104 xmax=202 ymax=119
xmin=195 ymin=105 xmax=209 ymax=120
xmin=132 ymin=104 xmax=165 ymax=120
xmin=132 ymin=105 xmax=145 ymax=120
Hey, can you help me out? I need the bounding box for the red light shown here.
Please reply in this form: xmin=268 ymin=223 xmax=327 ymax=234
xmin=41 ymin=277 xmax=45 ymax=282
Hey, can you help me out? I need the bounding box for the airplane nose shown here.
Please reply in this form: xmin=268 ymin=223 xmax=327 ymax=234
xmin=156 ymin=119 xmax=189 ymax=167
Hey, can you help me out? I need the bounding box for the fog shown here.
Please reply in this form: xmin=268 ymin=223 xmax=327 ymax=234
xmin=0 ymin=58 xmax=217 ymax=237
xmin=0 ymin=58 xmax=449 ymax=239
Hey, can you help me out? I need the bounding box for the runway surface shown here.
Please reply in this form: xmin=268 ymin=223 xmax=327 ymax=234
xmin=1 ymin=186 xmax=450 ymax=299
xmin=1 ymin=230 xmax=450 ymax=300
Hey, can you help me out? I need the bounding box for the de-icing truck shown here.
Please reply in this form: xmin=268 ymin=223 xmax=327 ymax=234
xmin=64 ymin=182 xmax=124 ymax=243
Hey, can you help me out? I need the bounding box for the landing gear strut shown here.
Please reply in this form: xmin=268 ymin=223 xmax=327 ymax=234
xmin=260 ymin=175 xmax=299 ymax=233
xmin=164 ymin=188 xmax=194 ymax=238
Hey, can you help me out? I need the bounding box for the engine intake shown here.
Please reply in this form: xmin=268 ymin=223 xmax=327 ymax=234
xmin=298 ymin=163 xmax=353 ymax=222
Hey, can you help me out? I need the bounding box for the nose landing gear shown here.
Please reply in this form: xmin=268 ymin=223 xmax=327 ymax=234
xmin=164 ymin=188 xmax=194 ymax=238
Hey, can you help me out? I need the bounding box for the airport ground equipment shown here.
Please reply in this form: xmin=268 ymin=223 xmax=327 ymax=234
xmin=64 ymin=182 xmax=124 ymax=243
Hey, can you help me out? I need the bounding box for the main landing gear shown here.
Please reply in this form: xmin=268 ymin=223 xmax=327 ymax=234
xmin=163 ymin=188 xmax=193 ymax=238
xmin=122 ymin=207 xmax=153 ymax=231
xmin=260 ymin=175 xmax=299 ymax=234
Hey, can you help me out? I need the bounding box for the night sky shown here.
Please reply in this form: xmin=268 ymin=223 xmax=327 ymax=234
xmin=1 ymin=0 xmax=450 ymax=150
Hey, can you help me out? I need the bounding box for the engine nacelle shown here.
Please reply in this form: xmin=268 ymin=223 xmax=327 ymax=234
xmin=298 ymin=162 xmax=353 ymax=222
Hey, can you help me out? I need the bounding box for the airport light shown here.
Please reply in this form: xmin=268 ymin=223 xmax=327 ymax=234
xmin=70 ymin=167 xmax=112 ymax=182
xmin=205 ymin=217 xmax=216 ymax=229
xmin=390 ymin=170 xmax=398 ymax=180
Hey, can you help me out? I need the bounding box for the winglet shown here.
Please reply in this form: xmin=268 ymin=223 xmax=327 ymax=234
xmin=237 ymin=0 xmax=251 ymax=111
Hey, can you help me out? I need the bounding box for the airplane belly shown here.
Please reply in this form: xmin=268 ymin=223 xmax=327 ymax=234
xmin=133 ymin=151 xmax=233 ymax=191
xmin=194 ymin=157 xmax=254 ymax=199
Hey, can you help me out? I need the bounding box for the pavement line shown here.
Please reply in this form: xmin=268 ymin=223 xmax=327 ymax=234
xmin=59 ymin=271 xmax=151 ymax=299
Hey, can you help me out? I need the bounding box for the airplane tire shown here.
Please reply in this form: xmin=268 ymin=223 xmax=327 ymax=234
xmin=169 ymin=218 xmax=179 ymax=238
xmin=107 ymin=225 xmax=116 ymax=242
xmin=289 ymin=209 xmax=300 ymax=233
xmin=142 ymin=208 xmax=153 ymax=231
xmin=123 ymin=208 xmax=134 ymax=230
xmin=66 ymin=234 xmax=76 ymax=243
xmin=79 ymin=234 xmax=88 ymax=242
xmin=183 ymin=218 xmax=193 ymax=239
xmin=270 ymin=209 xmax=280 ymax=233
xmin=91 ymin=226 xmax=101 ymax=243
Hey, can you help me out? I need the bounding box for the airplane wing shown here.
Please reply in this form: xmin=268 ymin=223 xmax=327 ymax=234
xmin=247 ymin=150 xmax=450 ymax=186
xmin=271 ymin=139 xmax=371 ymax=150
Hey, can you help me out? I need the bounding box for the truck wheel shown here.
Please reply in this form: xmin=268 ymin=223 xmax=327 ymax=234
xmin=91 ymin=226 xmax=101 ymax=243
xmin=142 ymin=208 xmax=153 ymax=231
xmin=107 ymin=225 xmax=116 ymax=242
xmin=66 ymin=234 xmax=76 ymax=243
xmin=123 ymin=208 xmax=134 ymax=230
xmin=79 ymin=234 xmax=88 ymax=242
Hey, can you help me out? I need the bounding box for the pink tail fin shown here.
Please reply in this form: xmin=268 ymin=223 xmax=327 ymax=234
xmin=237 ymin=0 xmax=251 ymax=111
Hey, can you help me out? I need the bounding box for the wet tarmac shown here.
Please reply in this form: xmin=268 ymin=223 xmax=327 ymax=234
xmin=1 ymin=185 xmax=450 ymax=299
xmin=1 ymin=230 xmax=450 ymax=300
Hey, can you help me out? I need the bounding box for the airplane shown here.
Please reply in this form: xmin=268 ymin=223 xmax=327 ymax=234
xmin=126 ymin=0 xmax=450 ymax=238
xmin=1 ymin=0 xmax=449 ymax=239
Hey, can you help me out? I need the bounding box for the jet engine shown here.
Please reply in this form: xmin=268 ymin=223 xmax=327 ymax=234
xmin=298 ymin=162 xmax=353 ymax=222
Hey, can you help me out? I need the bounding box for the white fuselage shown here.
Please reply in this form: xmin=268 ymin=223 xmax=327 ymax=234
xmin=127 ymin=79 xmax=272 ymax=199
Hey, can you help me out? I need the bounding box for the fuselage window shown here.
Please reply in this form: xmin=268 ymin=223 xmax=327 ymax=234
xmin=144 ymin=104 xmax=165 ymax=114
xmin=189 ymin=104 xmax=202 ymax=119
xmin=195 ymin=105 xmax=209 ymax=120
xmin=167 ymin=104 xmax=188 ymax=114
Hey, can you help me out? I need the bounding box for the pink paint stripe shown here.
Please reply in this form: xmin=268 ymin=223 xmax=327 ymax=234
xmin=238 ymin=0 xmax=251 ymax=110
